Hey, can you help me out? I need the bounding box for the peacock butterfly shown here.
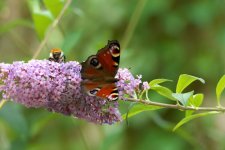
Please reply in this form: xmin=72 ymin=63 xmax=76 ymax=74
xmin=81 ymin=40 xmax=120 ymax=101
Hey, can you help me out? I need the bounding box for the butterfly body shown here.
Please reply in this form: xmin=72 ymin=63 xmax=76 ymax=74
xmin=49 ymin=48 xmax=66 ymax=63
xmin=81 ymin=40 xmax=120 ymax=101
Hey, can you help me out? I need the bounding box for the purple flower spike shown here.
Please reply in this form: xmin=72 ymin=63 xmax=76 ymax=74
xmin=116 ymin=68 xmax=147 ymax=99
xmin=142 ymin=81 xmax=150 ymax=90
xmin=0 ymin=60 xmax=148 ymax=124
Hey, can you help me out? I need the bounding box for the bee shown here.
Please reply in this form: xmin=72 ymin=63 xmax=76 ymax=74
xmin=48 ymin=48 xmax=66 ymax=63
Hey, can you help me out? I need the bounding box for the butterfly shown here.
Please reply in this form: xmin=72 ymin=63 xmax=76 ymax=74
xmin=48 ymin=48 xmax=66 ymax=63
xmin=81 ymin=40 xmax=120 ymax=101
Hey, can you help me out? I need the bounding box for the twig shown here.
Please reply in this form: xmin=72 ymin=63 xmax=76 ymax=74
xmin=0 ymin=99 xmax=6 ymax=109
xmin=32 ymin=0 xmax=72 ymax=59
xmin=121 ymin=0 xmax=147 ymax=50
xmin=125 ymin=97 xmax=225 ymax=112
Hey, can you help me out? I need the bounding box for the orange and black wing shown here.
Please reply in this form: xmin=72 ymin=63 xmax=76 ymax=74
xmin=81 ymin=40 xmax=120 ymax=100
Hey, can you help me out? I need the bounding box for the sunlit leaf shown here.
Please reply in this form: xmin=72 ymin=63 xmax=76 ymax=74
xmin=216 ymin=75 xmax=225 ymax=106
xmin=43 ymin=0 xmax=65 ymax=18
xmin=189 ymin=94 xmax=204 ymax=107
xmin=151 ymin=85 xmax=176 ymax=101
xmin=185 ymin=110 xmax=194 ymax=117
xmin=149 ymin=79 xmax=172 ymax=87
xmin=176 ymin=74 xmax=205 ymax=93
xmin=149 ymin=79 xmax=174 ymax=100
xmin=122 ymin=103 xmax=162 ymax=119
xmin=28 ymin=0 xmax=53 ymax=39
xmin=185 ymin=94 xmax=204 ymax=116
xmin=32 ymin=12 xmax=53 ymax=39
xmin=172 ymin=91 xmax=194 ymax=106
xmin=173 ymin=111 xmax=219 ymax=131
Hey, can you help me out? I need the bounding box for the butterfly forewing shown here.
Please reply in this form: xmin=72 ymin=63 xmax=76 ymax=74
xmin=81 ymin=60 xmax=104 ymax=80
xmin=81 ymin=40 xmax=120 ymax=101
xmin=97 ymin=40 xmax=120 ymax=77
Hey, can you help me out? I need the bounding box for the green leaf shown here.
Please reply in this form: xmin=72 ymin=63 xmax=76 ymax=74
xmin=176 ymin=74 xmax=205 ymax=93
xmin=185 ymin=94 xmax=204 ymax=116
xmin=149 ymin=79 xmax=172 ymax=87
xmin=28 ymin=0 xmax=53 ymax=39
xmin=149 ymin=79 xmax=175 ymax=100
xmin=122 ymin=103 xmax=162 ymax=119
xmin=43 ymin=0 xmax=65 ymax=18
xmin=32 ymin=12 xmax=53 ymax=39
xmin=173 ymin=111 xmax=219 ymax=131
xmin=62 ymin=30 xmax=83 ymax=53
xmin=151 ymin=85 xmax=176 ymax=101
xmin=30 ymin=113 xmax=55 ymax=137
xmin=185 ymin=109 xmax=194 ymax=117
xmin=172 ymin=91 xmax=194 ymax=106
xmin=216 ymin=75 xmax=225 ymax=106
xmin=189 ymin=94 xmax=204 ymax=107
xmin=0 ymin=102 xmax=28 ymax=137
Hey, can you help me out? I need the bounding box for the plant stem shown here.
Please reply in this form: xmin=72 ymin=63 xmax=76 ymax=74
xmin=0 ymin=99 xmax=6 ymax=109
xmin=125 ymin=98 xmax=225 ymax=112
xmin=32 ymin=0 xmax=72 ymax=59
xmin=121 ymin=0 xmax=147 ymax=50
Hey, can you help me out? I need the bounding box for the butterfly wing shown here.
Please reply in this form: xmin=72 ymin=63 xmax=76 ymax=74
xmin=97 ymin=40 xmax=120 ymax=77
xmin=81 ymin=40 xmax=120 ymax=79
xmin=81 ymin=40 xmax=120 ymax=100
xmin=81 ymin=80 xmax=119 ymax=101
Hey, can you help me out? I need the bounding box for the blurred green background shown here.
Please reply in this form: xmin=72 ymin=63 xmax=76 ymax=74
xmin=1 ymin=0 xmax=225 ymax=150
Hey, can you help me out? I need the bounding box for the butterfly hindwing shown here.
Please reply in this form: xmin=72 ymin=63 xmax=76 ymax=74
xmin=81 ymin=40 xmax=120 ymax=101
xmin=81 ymin=81 xmax=119 ymax=101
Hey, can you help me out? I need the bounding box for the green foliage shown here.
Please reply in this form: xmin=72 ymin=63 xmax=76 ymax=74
xmin=132 ymin=74 xmax=215 ymax=131
xmin=28 ymin=0 xmax=53 ymax=39
xmin=61 ymin=29 xmax=83 ymax=53
xmin=188 ymin=94 xmax=204 ymax=108
xmin=122 ymin=103 xmax=162 ymax=119
xmin=173 ymin=111 xmax=219 ymax=131
xmin=151 ymin=85 xmax=175 ymax=100
xmin=216 ymin=75 xmax=225 ymax=106
xmin=32 ymin=12 xmax=53 ymax=39
xmin=176 ymin=74 xmax=205 ymax=93
xmin=28 ymin=0 xmax=66 ymax=40
xmin=0 ymin=102 xmax=28 ymax=138
xmin=171 ymin=75 xmax=207 ymax=130
xmin=149 ymin=79 xmax=172 ymax=86
xmin=149 ymin=79 xmax=175 ymax=100
xmin=185 ymin=94 xmax=204 ymax=116
xmin=172 ymin=91 xmax=194 ymax=106
xmin=43 ymin=0 xmax=64 ymax=18
xmin=119 ymin=73 xmax=216 ymax=132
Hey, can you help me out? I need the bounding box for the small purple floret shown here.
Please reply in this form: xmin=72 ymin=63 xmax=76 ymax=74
xmin=0 ymin=60 xmax=148 ymax=124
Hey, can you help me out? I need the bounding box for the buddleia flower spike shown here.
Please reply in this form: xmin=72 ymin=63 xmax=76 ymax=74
xmin=0 ymin=42 xmax=150 ymax=124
